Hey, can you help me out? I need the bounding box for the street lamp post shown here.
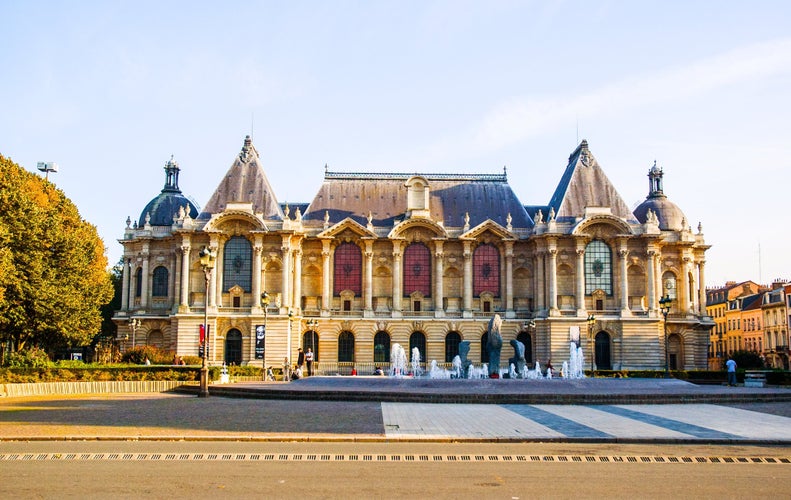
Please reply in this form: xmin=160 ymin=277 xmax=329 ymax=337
xmin=659 ymin=294 xmax=673 ymax=378
xmin=261 ymin=291 xmax=270 ymax=381
xmin=198 ymin=246 xmax=215 ymax=398
xmin=587 ymin=314 xmax=596 ymax=374
xmin=128 ymin=318 xmax=141 ymax=350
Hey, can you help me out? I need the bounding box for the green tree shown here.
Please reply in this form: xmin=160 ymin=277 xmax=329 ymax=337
xmin=0 ymin=154 xmax=113 ymax=355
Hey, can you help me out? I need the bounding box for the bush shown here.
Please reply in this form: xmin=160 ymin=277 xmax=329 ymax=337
xmin=3 ymin=347 xmax=52 ymax=368
xmin=121 ymin=345 xmax=174 ymax=365
xmin=181 ymin=356 xmax=202 ymax=365
xmin=728 ymin=350 xmax=765 ymax=370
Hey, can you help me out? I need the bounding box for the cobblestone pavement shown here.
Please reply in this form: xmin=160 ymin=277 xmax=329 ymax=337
xmin=1 ymin=392 xmax=790 ymax=443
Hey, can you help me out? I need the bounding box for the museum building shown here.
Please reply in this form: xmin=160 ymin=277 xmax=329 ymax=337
xmin=114 ymin=136 xmax=713 ymax=373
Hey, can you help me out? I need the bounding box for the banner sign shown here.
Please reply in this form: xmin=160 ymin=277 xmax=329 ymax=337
xmin=255 ymin=325 xmax=266 ymax=360
xmin=198 ymin=325 xmax=210 ymax=357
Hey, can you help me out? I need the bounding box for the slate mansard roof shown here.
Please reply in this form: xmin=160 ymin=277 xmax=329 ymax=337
xmin=133 ymin=136 xmax=695 ymax=234
xmin=301 ymin=170 xmax=533 ymax=228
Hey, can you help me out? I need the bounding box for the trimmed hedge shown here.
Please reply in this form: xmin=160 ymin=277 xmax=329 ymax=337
xmin=0 ymin=366 xmax=221 ymax=384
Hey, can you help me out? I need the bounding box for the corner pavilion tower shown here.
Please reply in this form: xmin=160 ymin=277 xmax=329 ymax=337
xmin=114 ymin=137 xmax=713 ymax=372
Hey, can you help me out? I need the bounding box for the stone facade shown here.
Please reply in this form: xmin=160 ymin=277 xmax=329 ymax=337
xmin=114 ymin=137 xmax=713 ymax=372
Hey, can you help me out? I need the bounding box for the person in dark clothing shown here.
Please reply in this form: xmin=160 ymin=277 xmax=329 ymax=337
xmin=297 ymin=348 xmax=305 ymax=369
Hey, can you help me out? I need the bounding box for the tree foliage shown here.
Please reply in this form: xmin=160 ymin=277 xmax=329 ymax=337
xmin=0 ymin=154 xmax=113 ymax=353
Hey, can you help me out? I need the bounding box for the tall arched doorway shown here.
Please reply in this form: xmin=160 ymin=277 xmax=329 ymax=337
xmin=225 ymin=329 xmax=242 ymax=365
xmin=594 ymin=331 xmax=612 ymax=370
xmin=303 ymin=330 xmax=319 ymax=361
xmin=668 ymin=333 xmax=683 ymax=370
xmin=445 ymin=332 xmax=461 ymax=362
xmin=516 ymin=331 xmax=533 ymax=364
xmin=409 ymin=331 xmax=426 ymax=364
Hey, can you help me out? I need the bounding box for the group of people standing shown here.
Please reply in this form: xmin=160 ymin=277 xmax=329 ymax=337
xmin=290 ymin=347 xmax=314 ymax=380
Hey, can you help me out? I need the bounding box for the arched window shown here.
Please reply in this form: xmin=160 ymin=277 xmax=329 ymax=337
xmin=403 ymin=243 xmax=431 ymax=296
xmin=303 ymin=331 xmax=319 ymax=362
xmin=223 ymin=236 xmax=252 ymax=292
xmin=135 ymin=267 xmax=143 ymax=297
xmin=374 ymin=331 xmax=390 ymax=363
xmin=445 ymin=332 xmax=461 ymax=362
xmin=663 ymin=272 xmax=677 ymax=300
xmin=333 ymin=242 xmax=362 ymax=295
xmin=338 ymin=331 xmax=355 ymax=362
xmin=585 ymin=240 xmax=612 ymax=295
xmin=516 ymin=331 xmax=533 ymax=364
xmin=480 ymin=332 xmax=489 ymax=363
xmin=473 ymin=244 xmax=500 ymax=297
xmin=152 ymin=266 xmax=168 ymax=297
xmin=225 ymin=329 xmax=242 ymax=365
xmin=409 ymin=331 xmax=426 ymax=363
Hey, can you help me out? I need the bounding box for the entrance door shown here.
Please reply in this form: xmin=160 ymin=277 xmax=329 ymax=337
xmin=225 ymin=329 xmax=242 ymax=365
xmin=594 ymin=331 xmax=612 ymax=370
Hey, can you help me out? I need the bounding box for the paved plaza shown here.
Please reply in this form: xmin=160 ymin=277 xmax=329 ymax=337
xmin=1 ymin=378 xmax=790 ymax=444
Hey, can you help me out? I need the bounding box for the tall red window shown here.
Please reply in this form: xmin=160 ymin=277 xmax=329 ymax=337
xmin=333 ymin=243 xmax=362 ymax=295
xmin=473 ymin=244 xmax=500 ymax=297
xmin=403 ymin=243 xmax=431 ymax=296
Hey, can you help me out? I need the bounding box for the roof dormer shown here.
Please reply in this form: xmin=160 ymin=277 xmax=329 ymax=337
xmin=405 ymin=175 xmax=430 ymax=219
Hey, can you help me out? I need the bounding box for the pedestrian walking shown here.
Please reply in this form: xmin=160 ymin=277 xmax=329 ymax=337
xmin=726 ymin=357 xmax=737 ymax=386
xmin=305 ymin=348 xmax=314 ymax=376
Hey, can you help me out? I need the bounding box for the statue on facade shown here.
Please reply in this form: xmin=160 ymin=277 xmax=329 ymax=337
xmin=535 ymin=209 xmax=543 ymax=224
xmin=548 ymin=207 xmax=556 ymax=222
xmin=508 ymin=339 xmax=526 ymax=378
xmin=486 ymin=314 xmax=503 ymax=378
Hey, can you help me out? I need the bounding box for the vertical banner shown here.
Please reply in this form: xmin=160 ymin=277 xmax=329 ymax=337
xmin=255 ymin=325 xmax=266 ymax=360
xmin=198 ymin=325 xmax=210 ymax=357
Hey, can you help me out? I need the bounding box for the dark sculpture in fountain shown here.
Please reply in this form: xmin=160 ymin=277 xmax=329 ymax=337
xmin=509 ymin=339 xmax=526 ymax=378
xmin=458 ymin=341 xmax=472 ymax=379
xmin=486 ymin=314 xmax=503 ymax=378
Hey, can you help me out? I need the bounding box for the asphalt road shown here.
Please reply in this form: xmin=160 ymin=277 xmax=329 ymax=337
xmin=1 ymin=442 xmax=788 ymax=499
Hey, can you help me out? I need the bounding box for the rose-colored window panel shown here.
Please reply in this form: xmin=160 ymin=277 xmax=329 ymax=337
xmin=334 ymin=243 xmax=362 ymax=295
xmin=403 ymin=243 xmax=431 ymax=296
xmin=473 ymin=244 xmax=500 ymax=297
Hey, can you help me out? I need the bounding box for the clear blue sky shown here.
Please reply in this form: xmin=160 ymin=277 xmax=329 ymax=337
xmin=2 ymin=1 xmax=789 ymax=287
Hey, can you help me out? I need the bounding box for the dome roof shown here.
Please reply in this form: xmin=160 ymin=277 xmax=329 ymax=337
xmin=138 ymin=156 xmax=200 ymax=226
xmin=139 ymin=191 xmax=199 ymax=226
xmin=633 ymin=196 xmax=686 ymax=231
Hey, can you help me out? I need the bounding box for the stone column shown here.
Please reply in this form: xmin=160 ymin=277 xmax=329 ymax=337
xmin=120 ymin=257 xmax=130 ymax=311
xmin=293 ymin=246 xmax=302 ymax=312
xmin=646 ymin=249 xmax=657 ymax=313
xmin=364 ymin=240 xmax=374 ymax=312
xmin=434 ymin=240 xmax=444 ymax=317
xmin=680 ymin=254 xmax=691 ymax=314
xmin=505 ymin=241 xmax=514 ymax=316
xmin=698 ymin=260 xmax=707 ymax=315
xmin=392 ymin=240 xmax=403 ymax=313
xmin=252 ymin=238 xmax=262 ymax=311
xmin=281 ymin=235 xmax=292 ymax=311
xmin=140 ymin=243 xmax=150 ymax=308
xmin=547 ymin=242 xmax=558 ymax=314
xmin=209 ymin=238 xmax=219 ymax=308
xmin=536 ymin=251 xmax=545 ymax=312
xmin=321 ymin=240 xmax=332 ymax=313
xmin=575 ymin=242 xmax=586 ymax=315
xmin=619 ymin=241 xmax=630 ymax=315
xmin=462 ymin=240 xmax=473 ymax=314
xmin=179 ymin=244 xmax=191 ymax=312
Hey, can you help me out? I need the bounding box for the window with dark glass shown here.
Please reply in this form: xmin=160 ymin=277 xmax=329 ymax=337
xmin=409 ymin=331 xmax=426 ymax=363
xmin=135 ymin=268 xmax=143 ymax=297
xmin=223 ymin=236 xmax=252 ymax=292
xmin=338 ymin=331 xmax=355 ymax=362
xmin=585 ymin=240 xmax=612 ymax=295
xmin=473 ymin=244 xmax=500 ymax=297
xmin=403 ymin=243 xmax=431 ymax=296
xmin=333 ymin=243 xmax=362 ymax=295
xmin=480 ymin=332 xmax=489 ymax=363
xmin=516 ymin=332 xmax=533 ymax=363
xmin=445 ymin=332 xmax=461 ymax=362
xmin=374 ymin=331 xmax=390 ymax=363
xmin=152 ymin=266 xmax=168 ymax=297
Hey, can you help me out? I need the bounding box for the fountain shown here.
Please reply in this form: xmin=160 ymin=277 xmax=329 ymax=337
xmin=411 ymin=347 xmax=422 ymax=377
xmin=390 ymin=343 xmax=407 ymax=377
